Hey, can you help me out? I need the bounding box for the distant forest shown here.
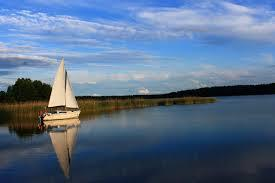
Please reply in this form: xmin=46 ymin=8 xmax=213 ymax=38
xmin=0 ymin=78 xmax=51 ymax=102
xmin=78 ymin=83 xmax=275 ymax=100
xmin=0 ymin=78 xmax=275 ymax=102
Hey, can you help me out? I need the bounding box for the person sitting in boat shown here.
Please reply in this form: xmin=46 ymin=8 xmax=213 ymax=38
xmin=38 ymin=111 xmax=45 ymax=125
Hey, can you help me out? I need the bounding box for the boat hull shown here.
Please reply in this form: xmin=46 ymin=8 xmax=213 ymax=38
xmin=44 ymin=118 xmax=80 ymax=127
xmin=43 ymin=110 xmax=80 ymax=121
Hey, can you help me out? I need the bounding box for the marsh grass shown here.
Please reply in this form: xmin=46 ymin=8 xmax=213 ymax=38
xmin=0 ymin=97 xmax=216 ymax=120
xmin=78 ymin=97 xmax=216 ymax=114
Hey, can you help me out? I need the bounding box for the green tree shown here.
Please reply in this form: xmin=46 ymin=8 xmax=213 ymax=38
xmin=13 ymin=78 xmax=35 ymax=101
xmin=0 ymin=78 xmax=52 ymax=102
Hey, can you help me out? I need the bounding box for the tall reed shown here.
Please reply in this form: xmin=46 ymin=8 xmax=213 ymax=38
xmin=0 ymin=97 xmax=216 ymax=119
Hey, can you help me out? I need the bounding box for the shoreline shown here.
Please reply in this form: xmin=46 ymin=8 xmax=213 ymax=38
xmin=0 ymin=97 xmax=216 ymax=120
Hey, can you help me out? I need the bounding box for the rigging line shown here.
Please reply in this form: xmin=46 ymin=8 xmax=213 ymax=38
xmin=65 ymin=70 xmax=67 ymax=107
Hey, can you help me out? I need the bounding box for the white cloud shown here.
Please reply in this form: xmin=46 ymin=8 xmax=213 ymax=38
xmin=0 ymin=81 xmax=9 ymax=91
xmin=137 ymin=1 xmax=275 ymax=42
xmin=0 ymin=42 xmax=57 ymax=69
xmin=189 ymin=64 xmax=252 ymax=81
xmin=69 ymin=69 xmax=170 ymax=84
xmin=0 ymin=40 xmax=168 ymax=71
xmin=69 ymin=70 xmax=97 ymax=84
xmin=80 ymin=49 xmax=162 ymax=63
xmin=221 ymin=1 xmax=256 ymax=14
xmin=92 ymin=93 xmax=100 ymax=96
xmin=1 ymin=2 xmax=275 ymax=95
xmin=261 ymin=53 xmax=274 ymax=64
xmin=1 ymin=1 xmax=275 ymax=44
xmin=138 ymin=87 xmax=150 ymax=95
xmin=68 ymin=61 xmax=275 ymax=95
xmin=0 ymin=54 xmax=56 ymax=64
xmin=110 ymin=72 xmax=169 ymax=82
xmin=0 ymin=10 xmax=144 ymax=41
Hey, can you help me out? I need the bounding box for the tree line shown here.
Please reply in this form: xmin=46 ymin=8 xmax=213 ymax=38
xmin=78 ymin=83 xmax=275 ymax=100
xmin=165 ymin=83 xmax=275 ymax=97
xmin=0 ymin=78 xmax=51 ymax=102
xmin=1 ymin=78 xmax=275 ymax=102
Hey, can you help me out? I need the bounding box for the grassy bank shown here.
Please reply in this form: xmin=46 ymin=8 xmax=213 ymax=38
xmin=0 ymin=97 xmax=216 ymax=119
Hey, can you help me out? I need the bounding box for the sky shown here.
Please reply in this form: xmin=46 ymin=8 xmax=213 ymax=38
xmin=0 ymin=0 xmax=274 ymax=96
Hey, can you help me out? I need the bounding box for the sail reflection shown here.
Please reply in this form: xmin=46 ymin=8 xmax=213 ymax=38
xmin=46 ymin=118 xmax=80 ymax=178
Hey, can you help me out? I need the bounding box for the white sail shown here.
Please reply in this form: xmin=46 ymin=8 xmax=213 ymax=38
xmin=65 ymin=71 xmax=79 ymax=109
xmin=48 ymin=59 xmax=66 ymax=107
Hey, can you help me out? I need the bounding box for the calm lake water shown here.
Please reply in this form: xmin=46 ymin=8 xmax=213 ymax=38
xmin=1 ymin=95 xmax=275 ymax=182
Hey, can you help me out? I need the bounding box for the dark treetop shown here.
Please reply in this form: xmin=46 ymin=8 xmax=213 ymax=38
xmin=0 ymin=78 xmax=51 ymax=102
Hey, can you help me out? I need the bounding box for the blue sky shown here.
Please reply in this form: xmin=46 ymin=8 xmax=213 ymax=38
xmin=0 ymin=0 xmax=275 ymax=96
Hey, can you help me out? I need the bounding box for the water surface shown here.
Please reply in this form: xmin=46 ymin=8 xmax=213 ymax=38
xmin=1 ymin=95 xmax=275 ymax=182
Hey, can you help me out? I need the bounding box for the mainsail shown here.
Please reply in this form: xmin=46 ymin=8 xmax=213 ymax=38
xmin=48 ymin=59 xmax=78 ymax=108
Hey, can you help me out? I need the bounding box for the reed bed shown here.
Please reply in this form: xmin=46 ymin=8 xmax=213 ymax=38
xmin=0 ymin=97 xmax=216 ymax=120
xmin=78 ymin=97 xmax=216 ymax=114
xmin=0 ymin=101 xmax=47 ymax=119
xmin=0 ymin=97 xmax=216 ymax=139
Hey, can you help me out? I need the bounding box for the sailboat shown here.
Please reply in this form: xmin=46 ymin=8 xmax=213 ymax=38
xmin=43 ymin=58 xmax=80 ymax=121
xmin=47 ymin=118 xmax=80 ymax=178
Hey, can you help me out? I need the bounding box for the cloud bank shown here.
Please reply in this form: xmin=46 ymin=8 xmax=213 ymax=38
xmin=1 ymin=1 xmax=275 ymax=43
xmin=0 ymin=0 xmax=275 ymax=95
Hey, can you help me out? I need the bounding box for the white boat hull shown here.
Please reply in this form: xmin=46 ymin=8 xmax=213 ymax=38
xmin=44 ymin=118 xmax=80 ymax=127
xmin=43 ymin=110 xmax=80 ymax=121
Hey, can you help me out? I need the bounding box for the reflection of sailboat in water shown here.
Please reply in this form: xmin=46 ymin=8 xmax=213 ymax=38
xmin=46 ymin=118 xmax=80 ymax=178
